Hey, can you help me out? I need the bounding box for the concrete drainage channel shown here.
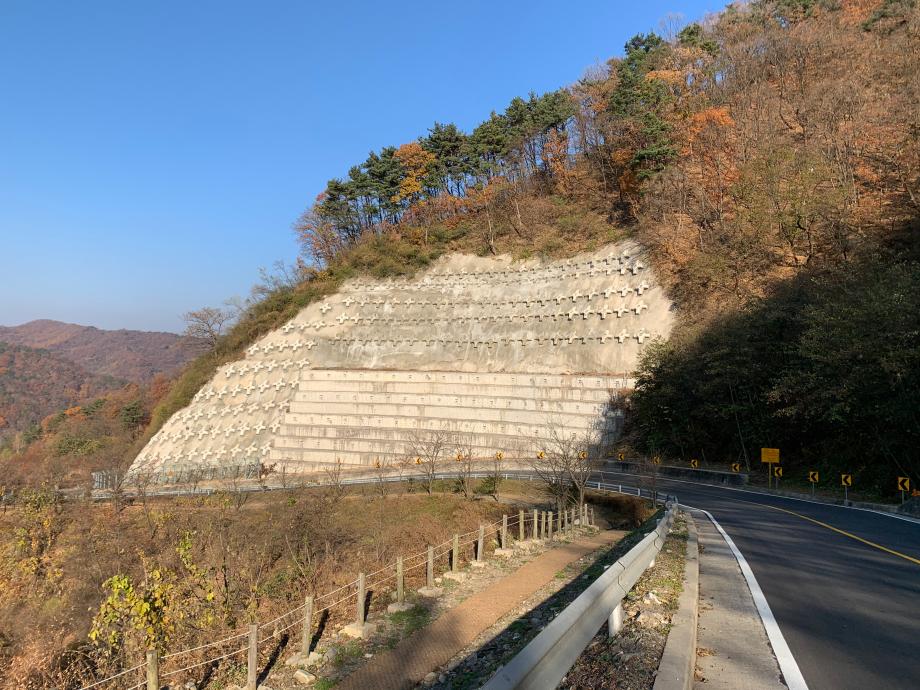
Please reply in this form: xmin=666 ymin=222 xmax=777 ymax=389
xmin=482 ymin=485 xmax=690 ymax=690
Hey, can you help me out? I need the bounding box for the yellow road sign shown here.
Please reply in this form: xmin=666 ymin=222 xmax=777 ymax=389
xmin=690 ymin=458 xmax=699 ymax=468
xmin=652 ymin=455 xmax=661 ymax=465
xmin=761 ymin=448 xmax=780 ymax=463
xmin=841 ymin=474 xmax=853 ymax=487
xmin=773 ymin=466 xmax=783 ymax=478
xmin=579 ymin=451 xmax=588 ymax=460
xmin=897 ymin=476 xmax=911 ymax=492
xmin=537 ymin=450 xmax=545 ymax=459
xmin=495 ymin=451 xmax=504 ymax=461
xmin=808 ymin=471 xmax=819 ymax=483
xmin=731 ymin=463 xmax=741 ymax=472
xmin=618 ymin=452 xmax=625 ymax=461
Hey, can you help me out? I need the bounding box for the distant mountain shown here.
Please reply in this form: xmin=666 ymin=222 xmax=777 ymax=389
xmin=0 ymin=319 xmax=203 ymax=382
xmin=0 ymin=341 xmax=120 ymax=438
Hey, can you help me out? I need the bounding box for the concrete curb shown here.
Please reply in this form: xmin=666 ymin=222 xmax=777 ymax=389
xmin=652 ymin=512 xmax=699 ymax=690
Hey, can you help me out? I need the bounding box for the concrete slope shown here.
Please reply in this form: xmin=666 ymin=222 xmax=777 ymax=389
xmin=129 ymin=242 xmax=673 ymax=479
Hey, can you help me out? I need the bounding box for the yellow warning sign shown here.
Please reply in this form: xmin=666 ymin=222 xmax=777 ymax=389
xmin=651 ymin=455 xmax=661 ymax=465
xmin=808 ymin=471 xmax=819 ymax=483
xmin=690 ymin=458 xmax=699 ymax=468
xmin=841 ymin=474 xmax=853 ymax=487
xmin=761 ymin=448 xmax=780 ymax=463
xmin=897 ymin=476 xmax=911 ymax=492
xmin=731 ymin=462 xmax=741 ymax=472
xmin=773 ymin=466 xmax=783 ymax=478
xmin=618 ymin=452 xmax=625 ymax=461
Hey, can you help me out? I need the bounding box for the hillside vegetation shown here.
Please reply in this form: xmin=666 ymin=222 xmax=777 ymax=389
xmin=155 ymin=0 xmax=917 ymax=493
xmin=0 ymin=319 xmax=202 ymax=382
xmin=0 ymin=342 xmax=122 ymax=444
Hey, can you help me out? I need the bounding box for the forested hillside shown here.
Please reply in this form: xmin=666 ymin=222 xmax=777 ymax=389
xmin=0 ymin=343 xmax=121 ymax=443
xmin=0 ymin=320 xmax=202 ymax=382
xmin=292 ymin=0 xmax=920 ymax=493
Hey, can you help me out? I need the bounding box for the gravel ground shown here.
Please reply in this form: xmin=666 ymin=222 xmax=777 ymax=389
xmin=559 ymin=516 xmax=688 ymax=690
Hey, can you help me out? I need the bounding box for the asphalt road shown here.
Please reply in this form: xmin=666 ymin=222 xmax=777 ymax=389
xmin=593 ymin=469 xmax=920 ymax=690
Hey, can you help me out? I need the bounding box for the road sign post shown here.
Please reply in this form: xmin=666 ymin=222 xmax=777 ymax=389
xmin=761 ymin=448 xmax=780 ymax=489
xmin=808 ymin=471 xmax=819 ymax=497
xmin=773 ymin=465 xmax=783 ymax=488
xmin=841 ymin=474 xmax=853 ymax=503
xmin=897 ymin=477 xmax=911 ymax=504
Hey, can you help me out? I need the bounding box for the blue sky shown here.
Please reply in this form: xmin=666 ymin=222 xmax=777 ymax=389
xmin=1 ymin=0 xmax=722 ymax=333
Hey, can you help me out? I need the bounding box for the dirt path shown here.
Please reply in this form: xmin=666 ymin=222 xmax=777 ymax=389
xmin=337 ymin=530 xmax=623 ymax=690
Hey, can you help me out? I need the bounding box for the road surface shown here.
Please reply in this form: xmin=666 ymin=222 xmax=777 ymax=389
xmin=594 ymin=469 xmax=920 ymax=690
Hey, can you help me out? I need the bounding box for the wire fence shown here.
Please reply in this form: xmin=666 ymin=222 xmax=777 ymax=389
xmin=78 ymin=472 xmax=669 ymax=689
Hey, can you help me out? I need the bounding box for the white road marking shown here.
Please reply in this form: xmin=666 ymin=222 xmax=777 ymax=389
xmin=694 ymin=507 xmax=810 ymax=690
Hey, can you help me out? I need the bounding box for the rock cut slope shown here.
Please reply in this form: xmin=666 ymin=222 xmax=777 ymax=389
xmin=129 ymin=242 xmax=673 ymax=481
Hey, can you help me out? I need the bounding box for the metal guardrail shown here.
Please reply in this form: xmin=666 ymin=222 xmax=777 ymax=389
xmin=483 ymin=483 xmax=677 ymax=690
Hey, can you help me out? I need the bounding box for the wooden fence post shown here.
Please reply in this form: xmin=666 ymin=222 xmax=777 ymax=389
xmin=145 ymin=650 xmax=158 ymax=690
xmin=548 ymin=511 xmax=554 ymax=540
xmin=356 ymin=572 xmax=366 ymax=626
xmin=477 ymin=524 xmax=485 ymax=561
xmin=427 ymin=545 xmax=434 ymax=587
xmin=301 ymin=595 xmax=314 ymax=656
xmin=518 ymin=509 xmax=524 ymax=541
xmin=502 ymin=514 xmax=508 ymax=548
xmin=396 ymin=556 xmax=405 ymax=603
xmin=532 ymin=509 xmax=538 ymax=539
xmin=246 ymin=623 xmax=258 ymax=690
xmin=452 ymin=534 xmax=460 ymax=572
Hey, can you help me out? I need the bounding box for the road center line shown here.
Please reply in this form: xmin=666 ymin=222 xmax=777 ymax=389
xmin=751 ymin=502 xmax=920 ymax=566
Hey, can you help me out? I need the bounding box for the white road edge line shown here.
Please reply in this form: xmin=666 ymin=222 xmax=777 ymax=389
xmin=694 ymin=507 xmax=810 ymax=690
xmin=599 ymin=469 xmax=920 ymax=525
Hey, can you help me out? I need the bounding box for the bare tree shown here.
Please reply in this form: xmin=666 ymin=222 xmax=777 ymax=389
xmin=372 ymin=458 xmax=390 ymax=498
xmin=487 ymin=450 xmax=506 ymax=501
xmin=322 ymin=458 xmax=346 ymax=507
xmin=182 ymin=306 xmax=235 ymax=347
xmin=408 ymin=428 xmax=453 ymax=495
xmin=453 ymin=433 xmax=477 ymax=499
xmin=569 ymin=428 xmax=602 ymax=510
xmin=531 ymin=421 xmax=579 ymax=513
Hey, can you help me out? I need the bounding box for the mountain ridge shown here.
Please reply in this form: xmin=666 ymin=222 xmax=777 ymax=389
xmin=0 ymin=318 xmax=203 ymax=383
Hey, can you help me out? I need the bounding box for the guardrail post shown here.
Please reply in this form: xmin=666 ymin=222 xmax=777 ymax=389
xmin=608 ymin=601 xmax=624 ymax=637
xmin=427 ymin=545 xmax=434 ymax=587
xmin=548 ymin=511 xmax=554 ymax=540
xmin=396 ymin=556 xmax=405 ymax=603
xmin=518 ymin=509 xmax=524 ymax=541
xmin=541 ymin=510 xmax=547 ymax=539
xmin=246 ymin=623 xmax=258 ymax=690
xmin=356 ymin=572 xmax=366 ymax=626
xmin=532 ymin=509 xmax=538 ymax=539
xmin=477 ymin=525 xmax=485 ymax=561
xmin=301 ymin=595 xmax=314 ymax=655
xmin=145 ymin=650 xmax=159 ymax=690
xmin=501 ymin=514 xmax=508 ymax=548
xmin=452 ymin=534 xmax=460 ymax=571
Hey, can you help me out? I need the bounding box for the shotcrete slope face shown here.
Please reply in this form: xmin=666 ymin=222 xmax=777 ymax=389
xmin=130 ymin=242 xmax=673 ymax=480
